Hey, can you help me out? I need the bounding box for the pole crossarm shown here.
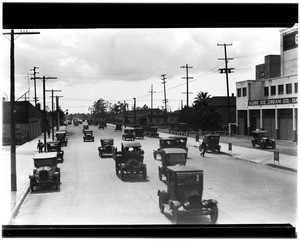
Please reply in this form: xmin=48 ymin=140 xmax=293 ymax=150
xmin=180 ymin=64 xmax=193 ymax=107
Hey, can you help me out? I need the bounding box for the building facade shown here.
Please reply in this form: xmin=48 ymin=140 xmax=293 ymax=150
xmin=2 ymin=101 xmax=42 ymax=145
xmin=236 ymin=25 xmax=298 ymax=141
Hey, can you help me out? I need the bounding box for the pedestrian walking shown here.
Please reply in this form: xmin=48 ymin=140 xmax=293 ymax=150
xmin=37 ymin=140 xmax=44 ymax=153
xmin=200 ymin=139 xmax=207 ymax=157
xmin=47 ymin=128 xmax=51 ymax=138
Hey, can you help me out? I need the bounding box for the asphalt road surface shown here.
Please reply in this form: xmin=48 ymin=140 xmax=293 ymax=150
xmin=12 ymin=124 xmax=297 ymax=225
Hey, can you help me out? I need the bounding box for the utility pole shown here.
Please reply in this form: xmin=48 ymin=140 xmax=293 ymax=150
xmin=123 ymin=101 xmax=128 ymax=128
xmin=161 ymin=74 xmax=168 ymax=126
xmin=181 ymin=64 xmax=193 ymax=107
xmin=46 ymin=89 xmax=62 ymax=140
xmin=148 ymin=85 xmax=156 ymax=125
xmin=36 ymin=76 xmax=57 ymax=152
xmin=30 ymin=66 xmax=39 ymax=107
xmin=133 ymin=97 xmax=136 ymax=125
xmin=3 ymin=29 xmax=40 ymax=191
xmin=56 ymin=95 xmax=63 ymax=131
xmin=217 ymin=43 xmax=234 ymax=125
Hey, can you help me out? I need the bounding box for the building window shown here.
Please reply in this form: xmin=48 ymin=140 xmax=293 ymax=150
xmin=295 ymin=83 xmax=298 ymax=93
xmin=237 ymin=88 xmax=241 ymax=97
xmin=278 ymin=85 xmax=284 ymax=95
xmin=242 ymin=87 xmax=247 ymax=97
xmin=271 ymin=86 xmax=276 ymax=95
xmin=286 ymin=83 xmax=292 ymax=94
xmin=264 ymin=87 xmax=269 ymax=96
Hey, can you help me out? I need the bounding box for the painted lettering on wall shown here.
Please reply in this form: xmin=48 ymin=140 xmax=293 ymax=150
xmin=248 ymin=97 xmax=298 ymax=106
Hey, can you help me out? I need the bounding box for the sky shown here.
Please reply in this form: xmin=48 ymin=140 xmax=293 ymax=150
xmin=1 ymin=27 xmax=284 ymax=114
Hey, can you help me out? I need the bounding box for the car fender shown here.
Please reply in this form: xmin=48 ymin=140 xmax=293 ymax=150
xmin=203 ymin=199 xmax=218 ymax=207
xmin=157 ymin=189 xmax=169 ymax=204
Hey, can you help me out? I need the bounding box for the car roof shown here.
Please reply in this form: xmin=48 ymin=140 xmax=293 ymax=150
xmin=101 ymin=138 xmax=114 ymax=141
xmin=47 ymin=141 xmax=60 ymax=144
xmin=56 ymin=131 xmax=66 ymax=134
xmin=160 ymin=137 xmax=177 ymax=141
xmin=160 ymin=148 xmax=187 ymax=154
xmin=168 ymin=136 xmax=187 ymax=140
xmin=124 ymin=127 xmax=135 ymax=130
xmin=33 ymin=152 xmax=57 ymax=159
xmin=252 ymin=130 xmax=268 ymax=134
xmin=122 ymin=141 xmax=142 ymax=147
xmin=167 ymin=165 xmax=203 ymax=172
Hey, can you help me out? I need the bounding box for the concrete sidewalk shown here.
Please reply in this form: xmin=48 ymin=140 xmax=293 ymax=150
xmin=1 ymin=133 xmax=55 ymax=225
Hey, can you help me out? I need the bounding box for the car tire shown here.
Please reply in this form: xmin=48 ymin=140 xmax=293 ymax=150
xmin=30 ymin=182 xmax=34 ymax=192
xmin=172 ymin=208 xmax=179 ymax=224
xmin=115 ymin=163 xmax=119 ymax=175
xmin=272 ymin=142 xmax=276 ymax=149
xmin=252 ymin=142 xmax=255 ymax=148
xmin=158 ymin=195 xmax=165 ymax=213
xmin=120 ymin=168 xmax=125 ymax=180
xmin=142 ymin=166 xmax=147 ymax=179
xmin=158 ymin=167 xmax=162 ymax=181
xmin=208 ymin=203 xmax=218 ymax=224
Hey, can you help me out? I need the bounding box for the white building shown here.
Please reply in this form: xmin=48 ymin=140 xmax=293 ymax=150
xmin=236 ymin=25 xmax=298 ymax=141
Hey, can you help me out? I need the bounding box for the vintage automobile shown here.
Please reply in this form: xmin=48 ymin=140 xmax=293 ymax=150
xmin=122 ymin=127 xmax=135 ymax=141
xmin=157 ymin=166 xmax=218 ymax=224
xmin=98 ymin=139 xmax=114 ymax=157
xmin=251 ymin=129 xmax=276 ymax=149
xmin=169 ymin=136 xmax=189 ymax=153
xmin=113 ymin=141 xmax=147 ymax=180
xmin=158 ymin=148 xmax=187 ymax=181
xmin=83 ymin=130 xmax=94 ymax=142
xmin=153 ymin=137 xmax=178 ymax=160
xmin=29 ymin=152 xmax=61 ymax=191
xmin=115 ymin=123 xmax=122 ymax=131
xmin=134 ymin=127 xmax=145 ymax=139
xmin=82 ymin=124 xmax=89 ymax=132
xmin=148 ymin=126 xmax=159 ymax=138
xmin=46 ymin=141 xmax=64 ymax=163
xmin=98 ymin=122 xmax=105 ymax=129
xmin=199 ymin=134 xmax=221 ymax=153
xmin=56 ymin=131 xmax=68 ymax=147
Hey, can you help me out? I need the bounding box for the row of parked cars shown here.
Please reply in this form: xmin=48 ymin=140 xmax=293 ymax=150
xmin=29 ymin=128 xmax=68 ymax=192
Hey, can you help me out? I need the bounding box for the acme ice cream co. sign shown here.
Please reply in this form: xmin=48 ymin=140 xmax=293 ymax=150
xmin=248 ymin=97 xmax=298 ymax=106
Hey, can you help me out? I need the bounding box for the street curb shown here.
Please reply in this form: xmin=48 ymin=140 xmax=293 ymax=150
xmin=8 ymin=185 xmax=30 ymax=224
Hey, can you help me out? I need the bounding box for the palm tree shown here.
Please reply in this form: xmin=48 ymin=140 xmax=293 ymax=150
xmin=194 ymin=91 xmax=211 ymax=107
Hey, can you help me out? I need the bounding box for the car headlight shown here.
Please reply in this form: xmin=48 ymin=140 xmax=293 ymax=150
xmin=184 ymin=201 xmax=190 ymax=207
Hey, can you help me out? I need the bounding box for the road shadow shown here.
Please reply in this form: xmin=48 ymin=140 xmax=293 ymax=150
xmin=117 ymin=174 xmax=150 ymax=183
xmin=160 ymin=209 xmax=214 ymax=224
xmin=29 ymin=184 xmax=61 ymax=194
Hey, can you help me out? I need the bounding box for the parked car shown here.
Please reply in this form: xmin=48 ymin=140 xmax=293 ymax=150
xmin=157 ymin=148 xmax=187 ymax=181
xmin=251 ymin=129 xmax=276 ymax=149
xmin=29 ymin=152 xmax=61 ymax=192
xmin=134 ymin=127 xmax=144 ymax=139
xmin=56 ymin=131 xmax=68 ymax=147
xmin=82 ymin=124 xmax=89 ymax=132
xmin=98 ymin=139 xmax=114 ymax=157
xmin=83 ymin=130 xmax=94 ymax=142
xmin=122 ymin=127 xmax=135 ymax=141
xmin=113 ymin=141 xmax=147 ymax=180
xmin=153 ymin=137 xmax=178 ymax=160
xmin=46 ymin=141 xmax=64 ymax=163
xmin=199 ymin=134 xmax=221 ymax=153
xmin=157 ymin=166 xmax=218 ymax=224
xmin=168 ymin=136 xmax=189 ymax=153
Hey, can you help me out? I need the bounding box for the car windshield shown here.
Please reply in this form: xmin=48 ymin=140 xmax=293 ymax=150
xmin=37 ymin=166 xmax=52 ymax=171
xmin=177 ymin=172 xmax=201 ymax=185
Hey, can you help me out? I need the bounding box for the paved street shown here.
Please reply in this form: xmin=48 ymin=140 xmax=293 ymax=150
xmin=8 ymin=124 xmax=297 ymax=226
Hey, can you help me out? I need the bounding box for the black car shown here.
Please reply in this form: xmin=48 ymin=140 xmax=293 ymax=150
xmin=29 ymin=152 xmax=61 ymax=191
xmin=83 ymin=130 xmax=95 ymax=142
xmin=98 ymin=139 xmax=114 ymax=157
xmin=157 ymin=166 xmax=218 ymax=224
xmin=251 ymin=130 xmax=276 ymax=149
xmin=46 ymin=141 xmax=64 ymax=163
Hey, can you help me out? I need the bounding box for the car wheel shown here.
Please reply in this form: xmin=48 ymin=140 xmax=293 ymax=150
xmin=115 ymin=163 xmax=119 ymax=175
xmin=30 ymin=182 xmax=34 ymax=192
xmin=142 ymin=166 xmax=147 ymax=179
xmin=272 ymin=142 xmax=276 ymax=149
xmin=208 ymin=203 xmax=218 ymax=224
xmin=153 ymin=153 xmax=157 ymax=160
xmin=159 ymin=195 xmax=165 ymax=213
xmin=252 ymin=142 xmax=255 ymax=148
xmin=172 ymin=208 xmax=179 ymax=224
xmin=158 ymin=167 xmax=162 ymax=181
xmin=120 ymin=168 xmax=125 ymax=180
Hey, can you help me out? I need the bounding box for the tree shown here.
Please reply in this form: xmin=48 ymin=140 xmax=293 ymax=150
xmin=88 ymin=98 xmax=109 ymax=121
xmin=194 ymin=91 xmax=211 ymax=107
